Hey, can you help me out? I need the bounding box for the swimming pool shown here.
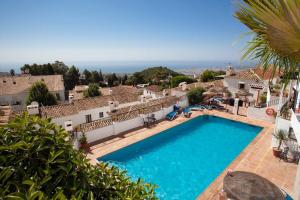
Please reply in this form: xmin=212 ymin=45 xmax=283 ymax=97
xmin=98 ymin=115 xmax=262 ymax=199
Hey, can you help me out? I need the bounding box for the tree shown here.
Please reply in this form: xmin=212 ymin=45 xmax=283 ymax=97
xmin=64 ymin=66 xmax=80 ymax=90
xmin=90 ymin=70 xmax=101 ymax=83
xmin=235 ymin=0 xmax=300 ymax=82
xmin=99 ymin=70 xmax=104 ymax=82
xmin=106 ymin=73 xmax=119 ymax=87
xmin=83 ymin=69 xmax=92 ymax=83
xmin=171 ymin=76 xmax=196 ymax=88
xmin=26 ymin=81 xmax=57 ymax=106
xmin=187 ymin=87 xmax=206 ymax=105
xmin=0 ymin=113 xmax=157 ymax=199
xmin=83 ymin=83 xmax=101 ymax=98
xmin=200 ymin=70 xmax=225 ymax=82
xmin=10 ymin=69 xmax=15 ymax=76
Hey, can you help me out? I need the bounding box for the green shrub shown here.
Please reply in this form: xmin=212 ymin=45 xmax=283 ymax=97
xmin=187 ymin=87 xmax=206 ymax=105
xmin=0 ymin=113 xmax=157 ymax=199
xmin=83 ymin=83 xmax=101 ymax=98
xmin=200 ymin=70 xmax=225 ymax=82
xmin=26 ymin=81 xmax=57 ymax=106
xmin=171 ymin=76 xmax=196 ymax=88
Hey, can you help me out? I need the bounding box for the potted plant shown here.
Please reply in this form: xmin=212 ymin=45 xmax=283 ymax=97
xmin=79 ymin=132 xmax=89 ymax=150
xmin=272 ymin=130 xmax=287 ymax=157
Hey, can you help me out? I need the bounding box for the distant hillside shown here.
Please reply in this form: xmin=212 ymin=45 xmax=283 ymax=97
xmin=129 ymin=66 xmax=182 ymax=85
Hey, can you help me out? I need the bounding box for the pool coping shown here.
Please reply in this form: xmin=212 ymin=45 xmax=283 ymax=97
xmin=86 ymin=111 xmax=296 ymax=199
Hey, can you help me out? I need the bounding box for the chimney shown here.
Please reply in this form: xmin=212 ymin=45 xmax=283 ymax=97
xmin=64 ymin=120 xmax=73 ymax=132
xmin=69 ymin=94 xmax=74 ymax=103
xmin=226 ymin=64 xmax=235 ymax=76
xmin=27 ymin=102 xmax=39 ymax=115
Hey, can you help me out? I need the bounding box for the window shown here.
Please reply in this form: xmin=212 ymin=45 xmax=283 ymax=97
xmin=239 ymin=82 xmax=245 ymax=89
xmin=13 ymin=81 xmax=16 ymax=84
xmin=85 ymin=114 xmax=92 ymax=123
xmin=3 ymin=80 xmax=6 ymax=83
xmin=99 ymin=112 xmax=104 ymax=118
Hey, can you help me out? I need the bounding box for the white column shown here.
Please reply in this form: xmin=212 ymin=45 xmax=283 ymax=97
xmin=233 ymin=98 xmax=239 ymax=115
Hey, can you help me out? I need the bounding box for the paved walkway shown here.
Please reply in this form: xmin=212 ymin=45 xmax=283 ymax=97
xmin=87 ymin=110 xmax=298 ymax=199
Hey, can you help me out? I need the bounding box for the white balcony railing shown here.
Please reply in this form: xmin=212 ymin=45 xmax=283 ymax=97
xmin=290 ymin=109 xmax=300 ymax=145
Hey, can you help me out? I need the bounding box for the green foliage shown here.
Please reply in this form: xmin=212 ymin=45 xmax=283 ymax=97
xmin=235 ymin=0 xmax=300 ymax=85
xmin=106 ymin=73 xmax=119 ymax=87
xmin=260 ymin=94 xmax=267 ymax=104
xmin=187 ymin=87 xmax=206 ymax=105
xmin=273 ymin=130 xmax=288 ymax=150
xmin=0 ymin=113 xmax=157 ymax=199
xmin=79 ymin=132 xmax=87 ymax=144
xmin=200 ymin=70 xmax=225 ymax=82
xmin=26 ymin=81 xmax=57 ymax=106
xmin=129 ymin=67 xmax=181 ymax=85
xmin=64 ymin=66 xmax=80 ymax=90
xmin=83 ymin=83 xmax=101 ymax=98
xmin=171 ymin=76 xmax=196 ymax=88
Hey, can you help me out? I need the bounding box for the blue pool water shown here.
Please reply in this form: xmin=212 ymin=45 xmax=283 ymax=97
xmin=98 ymin=115 xmax=262 ymax=199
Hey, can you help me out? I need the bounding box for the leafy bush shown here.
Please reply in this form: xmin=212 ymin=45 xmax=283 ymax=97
xmin=200 ymin=70 xmax=225 ymax=82
xmin=26 ymin=81 xmax=57 ymax=106
xmin=0 ymin=114 xmax=157 ymax=199
xmin=170 ymin=76 xmax=196 ymax=88
xmin=129 ymin=67 xmax=181 ymax=85
xmin=187 ymin=87 xmax=206 ymax=105
xmin=83 ymin=83 xmax=101 ymax=98
xmin=260 ymin=94 xmax=267 ymax=104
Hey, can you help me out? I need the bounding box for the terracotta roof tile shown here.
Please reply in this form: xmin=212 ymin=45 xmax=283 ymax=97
xmin=0 ymin=75 xmax=64 ymax=96
xmin=41 ymin=93 xmax=140 ymax=119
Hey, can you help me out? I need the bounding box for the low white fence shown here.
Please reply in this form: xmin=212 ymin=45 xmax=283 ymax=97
xmin=247 ymin=106 xmax=275 ymax=123
xmin=81 ymin=105 xmax=174 ymax=144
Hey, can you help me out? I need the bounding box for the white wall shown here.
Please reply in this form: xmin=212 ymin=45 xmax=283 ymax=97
xmin=84 ymin=125 xmax=114 ymax=143
xmin=247 ymin=107 xmax=275 ymax=123
xmin=79 ymin=105 xmax=175 ymax=144
xmin=114 ymin=117 xmax=143 ymax=135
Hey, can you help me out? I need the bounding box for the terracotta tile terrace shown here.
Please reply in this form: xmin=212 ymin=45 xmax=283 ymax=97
xmin=87 ymin=110 xmax=298 ymax=199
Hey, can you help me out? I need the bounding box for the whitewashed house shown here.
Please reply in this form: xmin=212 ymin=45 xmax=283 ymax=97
xmin=223 ymin=65 xmax=281 ymax=105
xmin=0 ymin=75 xmax=65 ymax=111
xmin=34 ymin=90 xmax=187 ymax=144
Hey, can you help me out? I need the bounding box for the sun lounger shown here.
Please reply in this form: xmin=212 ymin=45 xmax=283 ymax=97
xmin=166 ymin=111 xmax=177 ymax=120
xmin=183 ymin=108 xmax=192 ymax=118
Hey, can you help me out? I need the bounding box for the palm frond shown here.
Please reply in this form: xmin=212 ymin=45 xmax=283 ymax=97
xmin=235 ymin=0 xmax=300 ymax=83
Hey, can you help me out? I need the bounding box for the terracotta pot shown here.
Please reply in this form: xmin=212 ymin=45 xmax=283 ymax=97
xmin=80 ymin=142 xmax=89 ymax=150
xmin=273 ymin=147 xmax=282 ymax=157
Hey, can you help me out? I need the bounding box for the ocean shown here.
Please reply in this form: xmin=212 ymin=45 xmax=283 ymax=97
xmin=0 ymin=60 xmax=256 ymax=74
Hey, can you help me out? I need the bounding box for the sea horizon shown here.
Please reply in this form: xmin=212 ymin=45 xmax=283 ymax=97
xmin=0 ymin=60 xmax=257 ymax=74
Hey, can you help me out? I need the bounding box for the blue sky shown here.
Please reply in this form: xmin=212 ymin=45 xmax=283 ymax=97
xmin=0 ymin=0 xmax=249 ymax=67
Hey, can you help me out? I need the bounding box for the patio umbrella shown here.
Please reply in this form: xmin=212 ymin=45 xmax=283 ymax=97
xmin=223 ymin=171 xmax=285 ymax=200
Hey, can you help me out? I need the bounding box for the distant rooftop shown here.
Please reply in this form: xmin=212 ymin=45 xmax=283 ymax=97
xmin=0 ymin=75 xmax=65 ymax=96
xmin=41 ymin=92 xmax=140 ymax=119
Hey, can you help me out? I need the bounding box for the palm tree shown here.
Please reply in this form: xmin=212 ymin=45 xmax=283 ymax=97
xmin=235 ymin=0 xmax=300 ymax=83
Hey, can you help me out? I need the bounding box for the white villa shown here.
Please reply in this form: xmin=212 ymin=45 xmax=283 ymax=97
xmin=24 ymin=88 xmax=188 ymax=145
xmin=224 ymin=65 xmax=281 ymax=105
xmin=0 ymin=75 xmax=65 ymax=111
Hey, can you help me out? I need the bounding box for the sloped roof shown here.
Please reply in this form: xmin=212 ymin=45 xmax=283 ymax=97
xmin=146 ymin=85 xmax=161 ymax=93
xmin=251 ymin=65 xmax=281 ymax=80
xmin=100 ymin=85 xmax=142 ymax=96
xmin=227 ymin=70 xmax=261 ymax=83
xmin=0 ymin=75 xmax=64 ymax=95
xmin=41 ymin=93 xmax=140 ymax=118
